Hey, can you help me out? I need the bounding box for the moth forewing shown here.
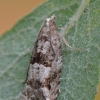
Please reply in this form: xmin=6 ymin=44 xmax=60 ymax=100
xmin=20 ymin=15 xmax=62 ymax=100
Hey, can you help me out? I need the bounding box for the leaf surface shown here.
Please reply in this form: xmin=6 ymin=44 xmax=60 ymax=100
xmin=0 ymin=0 xmax=100 ymax=100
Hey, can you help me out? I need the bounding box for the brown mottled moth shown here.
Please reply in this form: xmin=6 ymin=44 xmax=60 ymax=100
xmin=20 ymin=15 xmax=62 ymax=100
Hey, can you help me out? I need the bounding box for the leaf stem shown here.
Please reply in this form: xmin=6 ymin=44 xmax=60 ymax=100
xmin=62 ymin=0 xmax=91 ymax=36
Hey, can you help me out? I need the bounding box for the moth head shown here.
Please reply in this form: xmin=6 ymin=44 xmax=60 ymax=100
xmin=44 ymin=14 xmax=56 ymax=27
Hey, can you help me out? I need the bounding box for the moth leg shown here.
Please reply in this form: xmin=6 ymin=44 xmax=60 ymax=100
xmin=20 ymin=80 xmax=26 ymax=84
xmin=59 ymin=34 xmax=82 ymax=51
xmin=56 ymin=27 xmax=74 ymax=49
xmin=29 ymin=48 xmax=33 ymax=56
xmin=58 ymin=89 xmax=61 ymax=93
xmin=57 ymin=27 xmax=64 ymax=30
xmin=59 ymin=34 xmax=73 ymax=49
xmin=57 ymin=27 xmax=81 ymax=51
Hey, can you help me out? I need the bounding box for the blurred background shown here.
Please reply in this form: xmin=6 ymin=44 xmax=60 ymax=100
xmin=0 ymin=0 xmax=45 ymax=35
xmin=0 ymin=0 xmax=99 ymax=100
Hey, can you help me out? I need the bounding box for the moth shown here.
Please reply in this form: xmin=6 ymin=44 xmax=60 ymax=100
xmin=20 ymin=15 xmax=62 ymax=100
